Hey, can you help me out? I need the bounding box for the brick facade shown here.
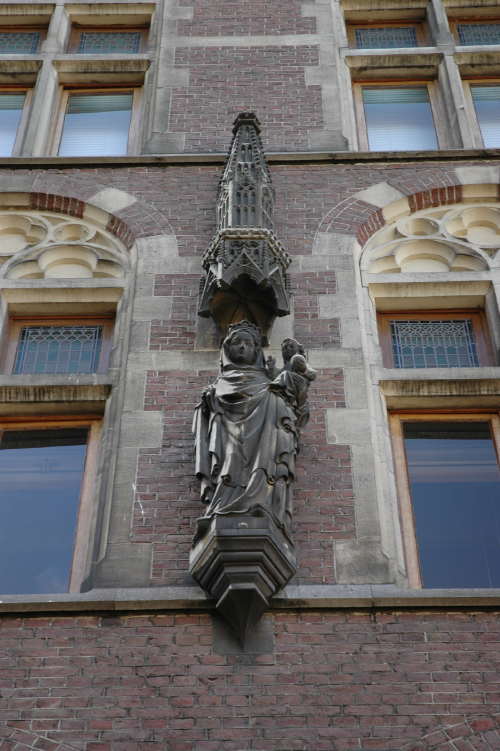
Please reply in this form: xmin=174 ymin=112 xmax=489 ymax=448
xmin=1 ymin=611 xmax=500 ymax=750
xmin=0 ymin=0 xmax=500 ymax=736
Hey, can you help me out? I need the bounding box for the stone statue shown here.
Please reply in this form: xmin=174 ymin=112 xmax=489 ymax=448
xmin=193 ymin=321 xmax=316 ymax=542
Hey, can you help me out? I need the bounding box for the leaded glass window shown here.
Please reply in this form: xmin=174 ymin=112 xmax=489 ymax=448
xmin=0 ymin=32 xmax=40 ymax=53
xmin=457 ymin=23 xmax=500 ymax=45
xmin=361 ymin=87 xmax=438 ymax=151
xmin=470 ymin=85 xmax=500 ymax=148
xmin=13 ymin=325 xmax=103 ymax=374
xmin=77 ymin=31 xmax=141 ymax=53
xmin=354 ymin=26 xmax=418 ymax=48
xmin=390 ymin=319 xmax=479 ymax=368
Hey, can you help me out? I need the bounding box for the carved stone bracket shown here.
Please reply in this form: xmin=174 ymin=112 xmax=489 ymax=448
xmin=197 ymin=113 xmax=291 ymax=336
xmin=189 ymin=516 xmax=296 ymax=644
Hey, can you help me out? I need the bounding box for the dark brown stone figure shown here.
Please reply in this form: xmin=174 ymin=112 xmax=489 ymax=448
xmin=190 ymin=321 xmax=315 ymax=642
xmin=193 ymin=321 xmax=315 ymax=541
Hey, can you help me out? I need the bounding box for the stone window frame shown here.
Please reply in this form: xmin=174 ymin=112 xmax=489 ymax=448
xmin=377 ymin=309 xmax=494 ymax=368
xmin=346 ymin=22 xmax=428 ymax=49
xmin=354 ymin=191 xmax=500 ymax=587
xmin=0 ymin=414 xmax=102 ymax=593
xmin=0 ymin=196 xmax=137 ymax=594
xmin=352 ymin=81 xmax=445 ymax=151
xmin=1 ymin=314 xmax=115 ymax=375
xmin=51 ymin=86 xmax=143 ymax=157
xmin=389 ymin=410 xmax=500 ymax=588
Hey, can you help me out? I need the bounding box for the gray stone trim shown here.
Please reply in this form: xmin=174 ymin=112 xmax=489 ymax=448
xmin=1 ymin=148 xmax=500 ymax=167
xmin=2 ymin=585 xmax=500 ymax=614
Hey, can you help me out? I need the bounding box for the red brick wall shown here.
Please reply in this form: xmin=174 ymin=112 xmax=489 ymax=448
xmin=177 ymin=0 xmax=316 ymax=36
xmin=170 ymin=46 xmax=322 ymax=153
xmin=1 ymin=610 xmax=500 ymax=750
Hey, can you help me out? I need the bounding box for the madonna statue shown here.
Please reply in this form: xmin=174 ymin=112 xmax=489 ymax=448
xmin=193 ymin=320 xmax=315 ymax=542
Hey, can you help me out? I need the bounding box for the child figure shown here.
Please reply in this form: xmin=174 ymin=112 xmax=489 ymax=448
xmin=271 ymin=338 xmax=316 ymax=429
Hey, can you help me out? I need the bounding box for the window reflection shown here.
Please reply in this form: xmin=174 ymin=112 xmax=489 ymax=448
xmin=0 ymin=427 xmax=87 ymax=594
xmin=404 ymin=421 xmax=500 ymax=588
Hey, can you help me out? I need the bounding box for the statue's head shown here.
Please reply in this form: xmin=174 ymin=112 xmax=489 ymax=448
xmin=223 ymin=320 xmax=263 ymax=366
xmin=281 ymin=338 xmax=305 ymax=362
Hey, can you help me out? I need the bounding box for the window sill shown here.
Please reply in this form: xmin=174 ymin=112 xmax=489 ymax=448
xmin=456 ymin=48 xmax=500 ymax=74
xmin=345 ymin=49 xmax=442 ymax=79
xmin=378 ymin=367 xmax=500 ymax=407
xmin=1 ymin=584 xmax=500 ymax=614
xmin=53 ymin=54 xmax=150 ymax=84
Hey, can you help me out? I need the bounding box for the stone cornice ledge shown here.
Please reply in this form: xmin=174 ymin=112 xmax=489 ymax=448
xmin=1 ymin=585 xmax=500 ymax=614
xmin=2 ymin=148 xmax=500 ymax=168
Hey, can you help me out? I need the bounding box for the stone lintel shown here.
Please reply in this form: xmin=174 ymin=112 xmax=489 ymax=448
xmin=379 ymin=375 xmax=500 ymax=408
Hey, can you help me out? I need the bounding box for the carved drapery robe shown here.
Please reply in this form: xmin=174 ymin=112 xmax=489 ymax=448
xmin=193 ymin=363 xmax=298 ymax=535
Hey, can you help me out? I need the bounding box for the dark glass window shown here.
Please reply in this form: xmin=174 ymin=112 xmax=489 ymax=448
xmin=0 ymin=427 xmax=88 ymax=594
xmin=13 ymin=324 xmax=103 ymax=374
xmin=403 ymin=421 xmax=500 ymax=588
xmin=458 ymin=23 xmax=500 ymax=45
xmin=355 ymin=26 xmax=418 ymax=48
xmin=390 ymin=319 xmax=479 ymax=368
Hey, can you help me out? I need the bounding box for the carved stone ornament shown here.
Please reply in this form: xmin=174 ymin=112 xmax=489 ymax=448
xmin=0 ymin=210 xmax=127 ymax=279
xmin=362 ymin=203 xmax=500 ymax=274
xmin=189 ymin=321 xmax=316 ymax=642
xmin=198 ymin=113 xmax=291 ymax=337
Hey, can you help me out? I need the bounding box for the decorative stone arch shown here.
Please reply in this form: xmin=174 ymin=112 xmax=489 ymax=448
xmin=402 ymin=714 xmax=500 ymax=751
xmin=0 ymin=170 xmax=175 ymax=241
xmin=0 ymin=726 xmax=81 ymax=750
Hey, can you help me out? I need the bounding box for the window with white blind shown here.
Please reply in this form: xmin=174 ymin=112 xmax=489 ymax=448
xmin=57 ymin=90 xmax=137 ymax=156
xmin=356 ymin=86 xmax=438 ymax=151
xmin=469 ymin=85 xmax=500 ymax=148
xmin=0 ymin=92 xmax=28 ymax=156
